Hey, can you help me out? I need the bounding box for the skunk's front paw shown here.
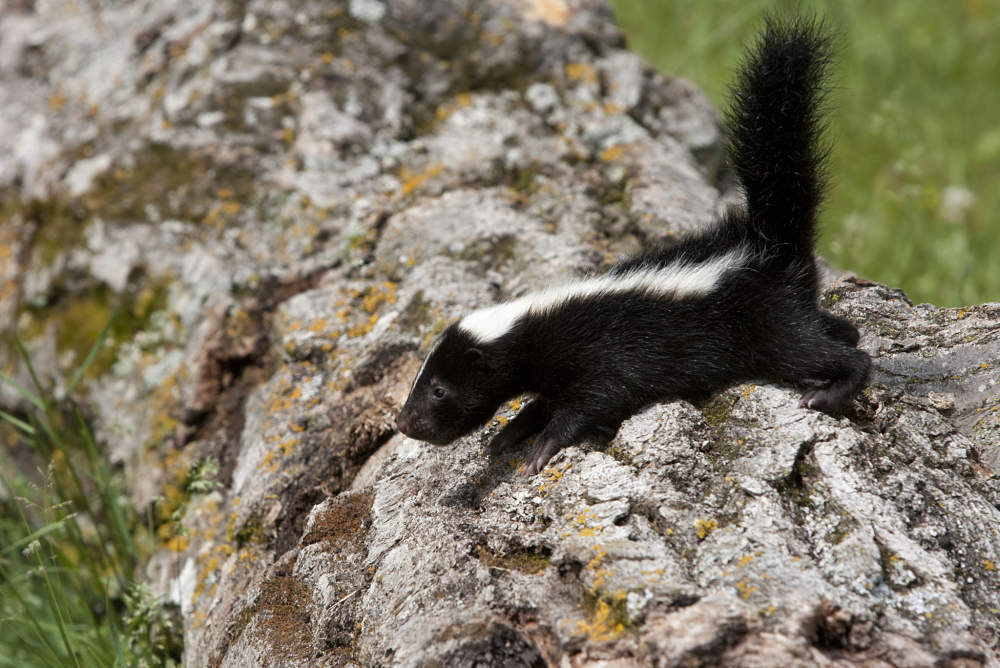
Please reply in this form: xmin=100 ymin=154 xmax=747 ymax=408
xmin=799 ymin=388 xmax=846 ymax=415
xmin=523 ymin=439 xmax=562 ymax=476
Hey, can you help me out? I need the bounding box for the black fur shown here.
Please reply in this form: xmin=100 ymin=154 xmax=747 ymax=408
xmin=396 ymin=17 xmax=871 ymax=474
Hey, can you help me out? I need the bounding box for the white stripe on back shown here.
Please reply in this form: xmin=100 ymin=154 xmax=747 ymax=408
xmin=459 ymin=248 xmax=748 ymax=343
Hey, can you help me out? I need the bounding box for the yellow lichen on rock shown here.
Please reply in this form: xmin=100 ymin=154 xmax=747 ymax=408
xmin=565 ymin=62 xmax=598 ymax=86
xmin=695 ymin=518 xmax=718 ymax=540
xmin=399 ymin=164 xmax=443 ymax=196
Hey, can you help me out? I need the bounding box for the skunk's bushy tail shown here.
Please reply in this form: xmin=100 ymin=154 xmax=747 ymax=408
xmin=726 ymin=16 xmax=833 ymax=260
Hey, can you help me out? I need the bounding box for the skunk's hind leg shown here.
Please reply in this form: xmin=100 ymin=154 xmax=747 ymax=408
xmin=819 ymin=312 xmax=861 ymax=347
xmin=798 ymin=343 xmax=870 ymax=413
xmin=798 ymin=351 xmax=869 ymax=413
xmin=768 ymin=322 xmax=871 ymax=414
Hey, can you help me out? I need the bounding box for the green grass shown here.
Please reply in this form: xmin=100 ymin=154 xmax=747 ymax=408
xmin=1 ymin=330 xmax=182 ymax=667
xmin=610 ymin=0 xmax=1000 ymax=307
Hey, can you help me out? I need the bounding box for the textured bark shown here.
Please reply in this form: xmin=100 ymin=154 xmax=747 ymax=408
xmin=1 ymin=1 xmax=998 ymax=666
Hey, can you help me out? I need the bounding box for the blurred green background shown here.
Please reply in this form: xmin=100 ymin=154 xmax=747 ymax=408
xmin=609 ymin=0 xmax=1000 ymax=307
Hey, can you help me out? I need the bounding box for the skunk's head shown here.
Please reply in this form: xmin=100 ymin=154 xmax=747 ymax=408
xmin=396 ymin=324 xmax=508 ymax=445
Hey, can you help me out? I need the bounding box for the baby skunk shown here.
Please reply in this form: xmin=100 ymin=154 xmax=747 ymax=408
xmin=396 ymin=17 xmax=871 ymax=475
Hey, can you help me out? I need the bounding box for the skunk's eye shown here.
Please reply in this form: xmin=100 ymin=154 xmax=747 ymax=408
xmin=432 ymin=386 xmax=447 ymax=399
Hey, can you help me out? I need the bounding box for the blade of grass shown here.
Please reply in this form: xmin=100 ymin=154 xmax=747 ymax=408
xmin=0 ymin=408 xmax=35 ymax=435
xmin=0 ymin=370 xmax=45 ymax=413
xmin=47 ymin=408 xmax=132 ymax=594
xmin=13 ymin=336 xmax=52 ymax=415
xmin=3 ymin=395 xmax=129 ymax=659
xmin=0 ymin=521 xmax=73 ymax=557
xmin=20 ymin=412 xmax=112 ymax=598
xmin=0 ymin=587 xmax=66 ymax=668
xmin=24 ymin=409 xmax=105 ymax=560
xmin=105 ymin=581 xmax=127 ymax=668
xmin=75 ymin=406 xmax=135 ymax=569
xmin=31 ymin=545 xmax=84 ymax=668
xmin=6 ymin=496 xmax=84 ymax=668
xmin=4 ymin=457 xmax=110 ymax=668
xmin=67 ymin=306 xmax=119 ymax=395
xmin=3 ymin=312 xmax=180 ymax=666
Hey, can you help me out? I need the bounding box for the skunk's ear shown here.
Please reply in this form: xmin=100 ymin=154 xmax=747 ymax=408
xmin=464 ymin=347 xmax=485 ymax=369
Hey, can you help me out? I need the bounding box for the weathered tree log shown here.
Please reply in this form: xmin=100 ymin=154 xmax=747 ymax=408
xmin=1 ymin=1 xmax=998 ymax=665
